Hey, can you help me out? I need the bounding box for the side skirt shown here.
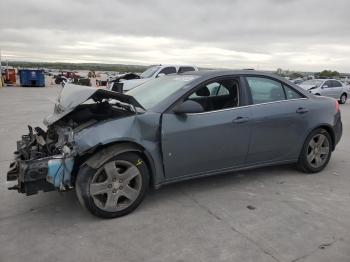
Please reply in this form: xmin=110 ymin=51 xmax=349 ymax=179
xmin=153 ymin=159 xmax=297 ymax=189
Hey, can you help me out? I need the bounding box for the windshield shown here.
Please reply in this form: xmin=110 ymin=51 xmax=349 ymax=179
xmin=127 ymin=75 xmax=198 ymax=109
xmin=140 ymin=66 xmax=160 ymax=78
xmin=302 ymin=79 xmax=323 ymax=87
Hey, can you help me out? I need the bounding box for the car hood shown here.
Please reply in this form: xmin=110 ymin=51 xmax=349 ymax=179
xmin=121 ymin=78 xmax=150 ymax=91
xmin=44 ymin=84 xmax=144 ymax=126
xmin=299 ymin=84 xmax=317 ymax=90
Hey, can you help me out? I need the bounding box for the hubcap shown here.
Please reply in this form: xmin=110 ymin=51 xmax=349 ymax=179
xmin=90 ymin=160 xmax=142 ymax=212
xmin=307 ymin=134 xmax=330 ymax=168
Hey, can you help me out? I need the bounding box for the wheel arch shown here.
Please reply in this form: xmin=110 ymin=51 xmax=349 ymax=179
xmin=79 ymin=141 xmax=157 ymax=187
xmin=309 ymin=124 xmax=335 ymax=151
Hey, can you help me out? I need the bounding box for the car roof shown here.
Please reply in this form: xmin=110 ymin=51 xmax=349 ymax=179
xmin=313 ymin=78 xmax=337 ymax=81
xmin=181 ymin=69 xmax=282 ymax=79
xmin=150 ymin=64 xmax=197 ymax=68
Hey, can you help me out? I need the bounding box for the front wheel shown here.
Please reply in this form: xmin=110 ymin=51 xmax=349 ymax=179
xmin=339 ymin=93 xmax=347 ymax=104
xmin=76 ymin=152 xmax=149 ymax=218
xmin=297 ymin=128 xmax=332 ymax=173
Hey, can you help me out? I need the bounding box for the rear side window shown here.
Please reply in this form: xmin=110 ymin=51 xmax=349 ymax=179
xmin=246 ymin=77 xmax=286 ymax=104
xmin=178 ymin=67 xmax=195 ymax=73
xmin=331 ymin=80 xmax=342 ymax=87
xmin=283 ymin=85 xmax=304 ymax=99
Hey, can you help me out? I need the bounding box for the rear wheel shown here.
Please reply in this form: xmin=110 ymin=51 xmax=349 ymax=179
xmin=297 ymin=128 xmax=332 ymax=173
xmin=339 ymin=93 xmax=347 ymax=104
xmin=76 ymin=152 xmax=149 ymax=218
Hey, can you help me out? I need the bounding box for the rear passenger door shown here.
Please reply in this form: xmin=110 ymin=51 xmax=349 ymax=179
xmin=245 ymin=76 xmax=309 ymax=164
xmin=330 ymin=80 xmax=343 ymax=99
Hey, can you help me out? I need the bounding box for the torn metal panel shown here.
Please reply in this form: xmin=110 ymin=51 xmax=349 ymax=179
xmin=44 ymin=83 xmax=144 ymax=126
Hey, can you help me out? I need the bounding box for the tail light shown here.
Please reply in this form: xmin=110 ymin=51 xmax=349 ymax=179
xmin=335 ymin=99 xmax=340 ymax=112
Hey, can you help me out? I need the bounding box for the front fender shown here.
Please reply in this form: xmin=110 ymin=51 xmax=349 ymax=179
xmin=74 ymin=113 xmax=165 ymax=187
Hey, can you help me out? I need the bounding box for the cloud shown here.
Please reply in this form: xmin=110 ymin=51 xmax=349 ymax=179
xmin=0 ymin=0 xmax=350 ymax=71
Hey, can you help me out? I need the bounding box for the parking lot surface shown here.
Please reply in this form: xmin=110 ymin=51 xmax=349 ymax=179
xmin=1 ymin=86 xmax=350 ymax=262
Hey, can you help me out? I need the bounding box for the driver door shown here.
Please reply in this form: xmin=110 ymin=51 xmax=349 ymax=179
xmin=161 ymin=77 xmax=252 ymax=180
xmin=321 ymin=80 xmax=334 ymax=97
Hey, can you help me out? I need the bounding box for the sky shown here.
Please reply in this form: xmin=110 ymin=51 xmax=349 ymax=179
xmin=0 ymin=0 xmax=350 ymax=72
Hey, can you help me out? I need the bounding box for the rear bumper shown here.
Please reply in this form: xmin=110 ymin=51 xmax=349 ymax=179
xmin=333 ymin=112 xmax=342 ymax=147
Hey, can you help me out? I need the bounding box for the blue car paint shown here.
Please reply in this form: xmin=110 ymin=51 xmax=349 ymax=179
xmin=47 ymin=71 xmax=343 ymax=189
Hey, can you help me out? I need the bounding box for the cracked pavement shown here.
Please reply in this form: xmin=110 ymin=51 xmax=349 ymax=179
xmin=1 ymin=86 xmax=350 ymax=262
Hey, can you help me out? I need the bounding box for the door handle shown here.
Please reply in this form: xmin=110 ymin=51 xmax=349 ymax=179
xmin=296 ymin=107 xmax=308 ymax=114
xmin=232 ymin=116 xmax=249 ymax=124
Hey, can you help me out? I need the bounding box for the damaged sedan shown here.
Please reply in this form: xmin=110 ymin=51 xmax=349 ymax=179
xmin=7 ymin=70 xmax=342 ymax=218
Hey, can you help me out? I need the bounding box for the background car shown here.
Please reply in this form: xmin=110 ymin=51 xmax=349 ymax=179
xmin=108 ymin=64 xmax=198 ymax=92
xmin=298 ymin=79 xmax=348 ymax=104
xmin=291 ymin=78 xmax=304 ymax=85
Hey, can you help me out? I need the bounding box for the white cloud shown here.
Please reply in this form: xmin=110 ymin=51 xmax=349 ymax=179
xmin=1 ymin=0 xmax=350 ymax=72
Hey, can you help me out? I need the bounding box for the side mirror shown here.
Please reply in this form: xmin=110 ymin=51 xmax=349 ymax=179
xmin=173 ymin=100 xmax=204 ymax=114
xmin=322 ymin=85 xmax=328 ymax=89
xmin=157 ymin=73 xmax=165 ymax=78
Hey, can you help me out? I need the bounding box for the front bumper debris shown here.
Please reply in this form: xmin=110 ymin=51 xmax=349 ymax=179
xmin=7 ymin=155 xmax=74 ymax=195
xmin=6 ymin=126 xmax=75 ymax=195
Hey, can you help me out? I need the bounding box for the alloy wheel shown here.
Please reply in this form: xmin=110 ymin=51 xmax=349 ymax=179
xmin=90 ymin=160 xmax=142 ymax=212
xmin=306 ymin=134 xmax=330 ymax=168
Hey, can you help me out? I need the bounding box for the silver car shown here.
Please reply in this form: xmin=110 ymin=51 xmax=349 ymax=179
xmin=299 ymin=79 xmax=348 ymax=104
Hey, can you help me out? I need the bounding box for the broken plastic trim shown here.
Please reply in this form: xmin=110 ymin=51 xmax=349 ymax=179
xmin=7 ymin=155 xmax=74 ymax=195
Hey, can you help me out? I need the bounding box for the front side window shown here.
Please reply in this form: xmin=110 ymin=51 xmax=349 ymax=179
xmin=208 ymin=82 xmax=230 ymax=96
xmin=158 ymin=67 xmax=176 ymax=76
xmin=323 ymin=80 xmax=332 ymax=88
xmin=140 ymin=66 xmax=160 ymax=78
xmin=246 ymin=77 xmax=286 ymax=104
xmin=284 ymin=85 xmax=304 ymax=99
xmin=186 ymin=78 xmax=240 ymax=112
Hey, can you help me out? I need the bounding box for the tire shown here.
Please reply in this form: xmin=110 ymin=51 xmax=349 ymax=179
xmin=76 ymin=152 xmax=149 ymax=218
xmin=54 ymin=78 xmax=61 ymax=84
xmin=297 ymin=128 xmax=332 ymax=173
xmin=339 ymin=93 xmax=347 ymax=104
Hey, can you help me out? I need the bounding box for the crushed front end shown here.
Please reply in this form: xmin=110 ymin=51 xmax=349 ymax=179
xmin=6 ymin=84 xmax=143 ymax=196
xmin=7 ymin=125 xmax=75 ymax=195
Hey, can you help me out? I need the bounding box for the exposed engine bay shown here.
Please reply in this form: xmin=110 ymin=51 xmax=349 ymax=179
xmin=7 ymin=84 xmax=142 ymax=195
